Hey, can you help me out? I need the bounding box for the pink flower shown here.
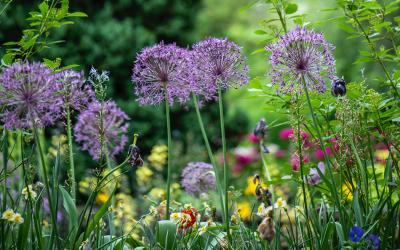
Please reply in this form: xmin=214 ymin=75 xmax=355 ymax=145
xmin=314 ymin=147 xmax=332 ymax=160
xmin=279 ymin=128 xmax=294 ymax=139
xmin=248 ymin=133 xmax=260 ymax=143
xmin=291 ymin=154 xmax=310 ymax=172
xmin=234 ymin=147 xmax=258 ymax=165
xmin=275 ymin=150 xmax=286 ymax=158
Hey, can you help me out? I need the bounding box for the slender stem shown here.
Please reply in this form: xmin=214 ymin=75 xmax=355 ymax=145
xmin=259 ymin=141 xmax=275 ymax=202
xmin=2 ymin=129 xmax=8 ymax=250
xmin=66 ymin=105 xmax=76 ymax=202
xmin=32 ymin=125 xmax=60 ymax=249
xmin=217 ymin=84 xmax=230 ymax=242
xmin=192 ymin=93 xmax=226 ymax=220
xmin=294 ymin=95 xmax=309 ymax=221
xmin=165 ymin=91 xmax=172 ymax=220
xmin=300 ymin=76 xmax=340 ymax=207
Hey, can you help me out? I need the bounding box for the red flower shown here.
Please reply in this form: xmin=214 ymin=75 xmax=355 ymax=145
xmin=179 ymin=207 xmax=198 ymax=230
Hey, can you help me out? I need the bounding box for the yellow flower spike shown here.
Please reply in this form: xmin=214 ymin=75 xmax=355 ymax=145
xmin=237 ymin=202 xmax=251 ymax=220
xmin=13 ymin=213 xmax=24 ymax=224
xmin=2 ymin=209 xmax=15 ymax=221
xmin=95 ymin=192 xmax=109 ymax=204
xmin=341 ymin=182 xmax=353 ymax=202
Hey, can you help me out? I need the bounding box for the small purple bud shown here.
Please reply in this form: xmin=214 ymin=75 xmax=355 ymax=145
xmin=331 ymin=79 xmax=346 ymax=97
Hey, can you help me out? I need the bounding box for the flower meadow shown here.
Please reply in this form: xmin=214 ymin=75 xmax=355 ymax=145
xmin=0 ymin=0 xmax=400 ymax=249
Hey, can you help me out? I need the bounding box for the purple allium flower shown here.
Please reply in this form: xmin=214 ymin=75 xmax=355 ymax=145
xmin=349 ymin=226 xmax=364 ymax=242
xmin=56 ymin=70 xmax=95 ymax=111
xmin=0 ymin=62 xmax=63 ymax=129
xmin=306 ymin=162 xmax=325 ymax=185
xmin=181 ymin=162 xmax=216 ymax=196
xmin=265 ymin=26 xmax=336 ymax=94
xmin=74 ymin=101 xmax=129 ymax=160
xmin=132 ymin=42 xmax=192 ymax=106
xmin=191 ymin=38 xmax=249 ymax=100
xmin=366 ymin=234 xmax=380 ymax=250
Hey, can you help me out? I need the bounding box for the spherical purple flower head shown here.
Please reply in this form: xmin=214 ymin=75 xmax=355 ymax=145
xmin=348 ymin=226 xmax=364 ymax=242
xmin=366 ymin=234 xmax=380 ymax=250
xmin=132 ymin=42 xmax=192 ymax=106
xmin=181 ymin=162 xmax=216 ymax=196
xmin=191 ymin=38 xmax=249 ymax=100
xmin=0 ymin=62 xmax=63 ymax=129
xmin=74 ymin=101 xmax=129 ymax=160
xmin=56 ymin=70 xmax=95 ymax=111
xmin=265 ymin=26 xmax=336 ymax=95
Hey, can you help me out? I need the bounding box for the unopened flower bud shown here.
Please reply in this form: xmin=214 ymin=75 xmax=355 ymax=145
xmin=331 ymin=78 xmax=346 ymax=97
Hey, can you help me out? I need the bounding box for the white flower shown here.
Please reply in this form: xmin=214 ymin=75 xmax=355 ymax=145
xmin=13 ymin=213 xmax=24 ymax=224
xmin=274 ymin=197 xmax=287 ymax=209
xmin=22 ymin=184 xmax=37 ymax=200
xmin=257 ymin=203 xmax=273 ymax=217
xmin=2 ymin=209 xmax=15 ymax=221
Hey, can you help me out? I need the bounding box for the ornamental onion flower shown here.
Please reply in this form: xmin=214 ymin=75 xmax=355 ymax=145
xmin=0 ymin=62 xmax=63 ymax=129
xmin=366 ymin=234 xmax=380 ymax=250
xmin=191 ymin=37 xmax=249 ymax=100
xmin=265 ymin=26 xmax=336 ymax=94
xmin=132 ymin=42 xmax=192 ymax=106
xmin=74 ymin=101 xmax=129 ymax=160
xmin=56 ymin=69 xmax=95 ymax=111
xmin=181 ymin=162 xmax=216 ymax=196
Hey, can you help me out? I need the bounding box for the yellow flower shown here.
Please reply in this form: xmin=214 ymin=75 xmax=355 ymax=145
xmin=341 ymin=182 xmax=353 ymax=201
xmin=136 ymin=166 xmax=153 ymax=185
xmin=148 ymin=145 xmax=168 ymax=170
xmin=149 ymin=187 xmax=165 ymax=200
xmin=13 ymin=213 xmax=24 ymax=224
xmin=237 ymin=202 xmax=251 ymax=220
xmin=22 ymin=185 xmax=37 ymax=200
xmin=375 ymin=149 xmax=389 ymax=162
xmin=171 ymin=183 xmax=180 ymax=191
xmin=95 ymin=192 xmax=109 ymax=204
xmin=274 ymin=197 xmax=287 ymax=209
xmin=2 ymin=209 xmax=15 ymax=221
xmin=244 ymin=176 xmax=266 ymax=196
xmin=231 ymin=214 xmax=238 ymax=224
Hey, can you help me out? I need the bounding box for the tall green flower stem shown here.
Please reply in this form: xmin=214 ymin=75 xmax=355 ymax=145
xmin=165 ymin=90 xmax=172 ymax=220
xmin=32 ymin=125 xmax=60 ymax=249
xmin=217 ymin=84 xmax=230 ymax=242
xmin=66 ymin=104 xmax=76 ymax=202
xmin=259 ymin=142 xmax=275 ymax=202
xmin=300 ymin=76 xmax=340 ymax=207
xmin=2 ymin=129 xmax=8 ymax=250
xmin=192 ymin=93 xmax=226 ymax=220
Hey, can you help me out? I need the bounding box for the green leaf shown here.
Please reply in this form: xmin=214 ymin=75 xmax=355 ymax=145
xmin=17 ymin=210 xmax=31 ymax=249
xmin=60 ymin=186 xmax=78 ymax=240
xmin=68 ymin=12 xmax=88 ymax=17
xmin=38 ymin=1 xmax=49 ymax=14
xmin=285 ymin=3 xmax=298 ymax=14
xmin=353 ymin=190 xmax=363 ymax=227
xmin=43 ymin=58 xmax=62 ymax=69
xmin=335 ymin=222 xmax=345 ymax=245
xmin=254 ymin=29 xmax=267 ymax=35
xmin=2 ymin=53 xmax=15 ymax=65
xmin=156 ymin=220 xmax=177 ymax=250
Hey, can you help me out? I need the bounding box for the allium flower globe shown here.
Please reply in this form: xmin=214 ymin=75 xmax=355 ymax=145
xmin=132 ymin=43 xmax=192 ymax=106
xmin=181 ymin=162 xmax=216 ymax=196
xmin=266 ymin=26 xmax=336 ymax=94
xmin=191 ymin=38 xmax=249 ymax=99
xmin=74 ymin=101 xmax=129 ymax=160
xmin=0 ymin=62 xmax=63 ymax=129
xmin=56 ymin=70 xmax=95 ymax=111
